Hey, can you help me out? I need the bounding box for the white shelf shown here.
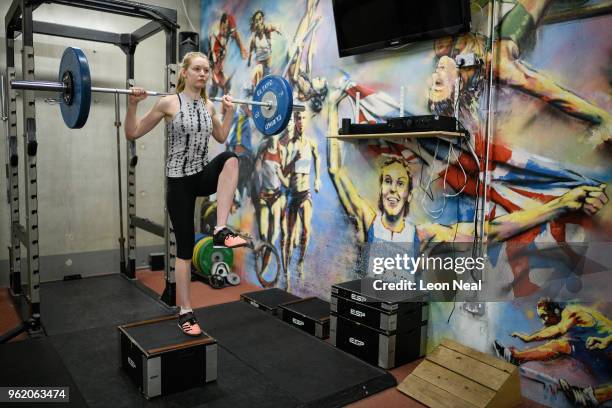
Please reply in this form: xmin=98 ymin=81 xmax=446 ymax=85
xmin=327 ymin=131 xmax=467 ymax=140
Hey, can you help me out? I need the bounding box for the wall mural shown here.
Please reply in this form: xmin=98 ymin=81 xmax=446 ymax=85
xmin=200 ymin=0 xmax=611 ymax=405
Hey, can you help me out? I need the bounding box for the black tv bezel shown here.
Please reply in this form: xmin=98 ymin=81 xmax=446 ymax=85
xmin=332 ymin=0 xmax=472 ymax=58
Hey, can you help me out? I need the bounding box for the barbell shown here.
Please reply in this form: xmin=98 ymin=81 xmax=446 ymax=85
xmin=10 ymin=47 xmax=305 ymax=136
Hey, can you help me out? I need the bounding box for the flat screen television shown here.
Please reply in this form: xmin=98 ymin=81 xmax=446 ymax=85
xmin=332 ymin=0 xmax=471 ymax=57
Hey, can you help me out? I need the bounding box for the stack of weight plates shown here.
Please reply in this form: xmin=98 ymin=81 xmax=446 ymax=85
xmin=192 ymin=234 xmax=240 ymax=287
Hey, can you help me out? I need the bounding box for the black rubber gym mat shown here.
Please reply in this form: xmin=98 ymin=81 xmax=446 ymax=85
xmin=50 ymin=325 xmax=299 ymax=408
xmin=40 ymin=274 xmax=169 ymax=336
xmin=0 ymin=338 xmax=88 ymax=408
xmin=195 ymin=301 xmax=397 ymax=407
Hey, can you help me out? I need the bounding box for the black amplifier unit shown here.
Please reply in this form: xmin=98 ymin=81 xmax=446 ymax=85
xmin=339 ymin=115 xmax=466 ymax=135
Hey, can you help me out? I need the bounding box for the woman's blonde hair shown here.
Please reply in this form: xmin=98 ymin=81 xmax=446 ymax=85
xmin=176 ymin=51 xmax=209 ymax=100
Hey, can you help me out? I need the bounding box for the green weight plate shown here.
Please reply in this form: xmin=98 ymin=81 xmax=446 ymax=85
xmin=200 ymin=238 xmax=233 ymax=276
xmin=192 ymin=236 xmax=208 ymax=273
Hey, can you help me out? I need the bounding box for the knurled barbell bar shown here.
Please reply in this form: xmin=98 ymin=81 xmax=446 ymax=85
xmin=11 ymin=80 xmax=286 ymax=109
xmin=10 ymin=47 xmax=305 ymax=135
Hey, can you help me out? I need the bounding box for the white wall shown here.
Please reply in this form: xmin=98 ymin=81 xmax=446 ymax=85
xmin=0 ymin=0 xmax=201 ymax=285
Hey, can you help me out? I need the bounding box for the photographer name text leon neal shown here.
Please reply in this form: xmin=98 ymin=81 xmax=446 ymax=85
xmin=373 ymin=279 xmax=482 ymax=291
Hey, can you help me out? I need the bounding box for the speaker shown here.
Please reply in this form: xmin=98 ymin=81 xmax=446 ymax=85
xmin=179 ymin=32 xmax=200 ymax=61
xmin=148 ymin=252 xmax=164 ymax=271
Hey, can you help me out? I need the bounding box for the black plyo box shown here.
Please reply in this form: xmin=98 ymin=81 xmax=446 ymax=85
xmin=279 ymin=297 xmax=331 ymax=339
xmin=331 ymin=294 xmax=428 ymax=333
xmin=331 ymin=278 xmax=427 ymax=319
xmin=240 ymin=288 xmax=301 ymax=315
xmin=118 ymin=315 xmax=217 ymax=399
xmin=330 ymin=312 xmax=427 ymax=369
xmin=330 ymin=278 xmax=428 ymax=369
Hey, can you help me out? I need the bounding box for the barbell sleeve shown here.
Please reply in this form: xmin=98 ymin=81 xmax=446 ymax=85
xmin=289 ymin=102 xmax=306 ymax=112
xmin=11 ymin=80 xmax=66 ymax=93
xmin=11 ymin=80 xmax=170 ymax=96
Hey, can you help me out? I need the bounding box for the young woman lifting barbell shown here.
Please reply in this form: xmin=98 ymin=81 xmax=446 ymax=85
xmin=124 ymin=51 xmax=247 ymax=337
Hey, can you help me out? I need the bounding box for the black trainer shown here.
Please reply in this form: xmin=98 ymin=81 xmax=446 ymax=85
xmin=493 ymin=340 xmax=518 ymax=365
xmin=178 ymin=312 xmax=202 ymax=336
xmin=559 ymin=379 xmax=598 ymax=407
xmin=213 ymin=227 xmax=249 ymax=248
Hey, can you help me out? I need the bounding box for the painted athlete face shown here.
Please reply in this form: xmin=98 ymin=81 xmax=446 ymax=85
xmin=253 ymin=12 xmax=265 ymax=32
xmin=429 ymin=56 xmax=458 ymax=103
xmin=537 ymin=305 xmax=561 ymax=326
xmin=434 ymin=36 xmax=454 ymax=57
xmin=286 ymin=116 xmax=295 ymax=138
xmin=219 ymin=19 xmax=229 ymax=36
xmin=380 ymin=162 xmax=411 ymax=218
xmin=293 ymin=111 xmax=306 ymax=138
xmin=183 ymin=56 xmax=210 ymax=89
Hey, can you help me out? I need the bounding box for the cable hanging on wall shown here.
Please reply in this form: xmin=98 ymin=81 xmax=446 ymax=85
xmin=179 ymin=0 xmax=197 ymax=32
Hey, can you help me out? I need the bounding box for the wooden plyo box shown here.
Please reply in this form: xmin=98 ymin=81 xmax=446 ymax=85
xmin=397 ymin=339 xmax=521 ymax=408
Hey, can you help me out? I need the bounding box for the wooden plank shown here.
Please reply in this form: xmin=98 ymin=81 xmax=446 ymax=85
xmin=412 ymin=360 xmax=495 ymax=407
xmin=487 ymin=369 xmax=522 ymax=408
xmin=148 ymin=337 xmax=216 ymax=355
xmin=428 ymin=345 xmax=509 ymax=390
xmin=440 ymin=338 xmax=517 ymax=374
xmin=118 ymin=314 xmax=175 ymax=329
xmin=398 ymin=374 xmax=477 ymax=408
xmin=327 ymin=131 xmax=467 ymax=140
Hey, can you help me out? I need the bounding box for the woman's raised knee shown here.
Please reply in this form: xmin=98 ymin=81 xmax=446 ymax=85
xmin=224 ymin=156 xmax=239 ymax=171
xmin=217 ymin=151 xmax=238 ymax=173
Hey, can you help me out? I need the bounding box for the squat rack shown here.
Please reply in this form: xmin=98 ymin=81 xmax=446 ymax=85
xmin=4 ymin=0 xmax=179 ymax=339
